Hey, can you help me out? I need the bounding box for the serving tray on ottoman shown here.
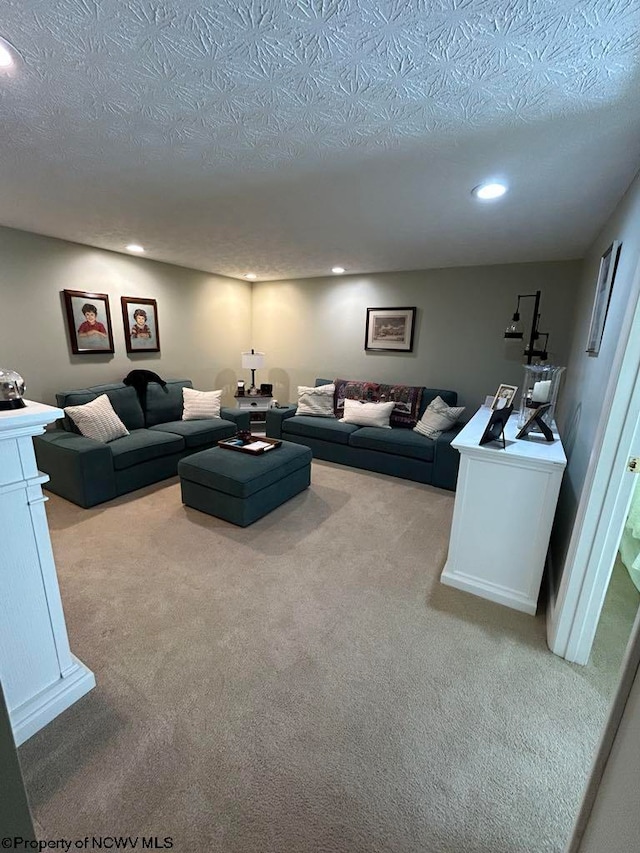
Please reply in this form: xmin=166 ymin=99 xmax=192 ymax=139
xmin=218 ymin=435 xmax=282 ymax=454
xmin=178 ymin=439 xmax=312 ymax=527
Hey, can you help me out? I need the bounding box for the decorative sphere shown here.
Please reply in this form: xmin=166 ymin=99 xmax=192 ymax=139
xmin=0 ymin=369 xmax=26 ymax=408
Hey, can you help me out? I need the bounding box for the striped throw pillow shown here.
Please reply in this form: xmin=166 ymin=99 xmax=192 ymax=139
xmin=182 ymin=387 xmax=222 ymax=420
xmin=296 ymin=383 xmax=335 ymax=417
xmin=413 ymin=396 xmax=465 ymax=439
xmin=64 ymin=394 xmax=129 ymax=443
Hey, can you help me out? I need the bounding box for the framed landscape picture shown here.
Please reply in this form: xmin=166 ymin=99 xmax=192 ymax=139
xmin=586 ymin=240 xmax=621 ymax=355
xmin=63 ymin=289 xmax=115 ymax=354
xmin=121 ymin=296 xmax=160 ymax=353
xmin=365 ymin=307 xmax=416 ymax=352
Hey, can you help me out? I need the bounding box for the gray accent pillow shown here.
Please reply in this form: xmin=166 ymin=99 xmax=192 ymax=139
xmin=64 ymin=394 xmax=130 ymax=443
xmin=296 ymin=383 xmax=335 ymax=417
xmin=413 ymin=396 xmax=465 ymax=439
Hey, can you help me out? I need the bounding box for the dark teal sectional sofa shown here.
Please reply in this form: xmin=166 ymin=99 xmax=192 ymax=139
xmin=266 ymin=380 xmax=463 ymax=491
xmin=33 ymin=380 xmax=250 ymax=508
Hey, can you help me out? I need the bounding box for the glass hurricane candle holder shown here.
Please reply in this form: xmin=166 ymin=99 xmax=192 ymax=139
xmin=518 ymin=364 xmax=566 ymax=429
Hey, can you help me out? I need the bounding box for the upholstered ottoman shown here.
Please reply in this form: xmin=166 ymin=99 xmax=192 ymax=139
xmin=178 ymin=440 xmax=312 ymax=526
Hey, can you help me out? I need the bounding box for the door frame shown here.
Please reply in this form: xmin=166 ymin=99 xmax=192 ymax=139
xmin=548 ymin=253 xmax=640 ymax=664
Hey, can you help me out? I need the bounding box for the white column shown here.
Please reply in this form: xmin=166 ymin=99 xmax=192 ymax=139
xmin=0 ymin=401 xmax=95 ymax=745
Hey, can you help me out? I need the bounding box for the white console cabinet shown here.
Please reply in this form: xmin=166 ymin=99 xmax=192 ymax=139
xmin=441 ymin=406 xmax=567 ymax=615
xmin=0 ymin=401 xmax=95 ymax=745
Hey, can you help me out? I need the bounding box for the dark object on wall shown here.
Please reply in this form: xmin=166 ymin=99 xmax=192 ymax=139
xmin=515 ymin=403 xmax=554 ymax=442
xmin=63 ymin=290 xmax=115 ymax=355
xmin=365 ymin=307 xmax=416 ymax=352
xmin=121 ymin=296 xmax=160 ymax=353
xmin=479 ymin=405 xmax=513 ymax=449
xmin=260 ymin=383 xmax=273 ymax=395
xmin=586 ymin=240 xmax=621 ymax=355
xmin=503 ymin=290 xmax=550 ymax=364
xmin=123 ymin=369 xmax=167 ymax=415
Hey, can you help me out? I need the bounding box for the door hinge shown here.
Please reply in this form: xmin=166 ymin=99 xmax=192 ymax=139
xmin=628 ymin=457 xmax=640 ymax=473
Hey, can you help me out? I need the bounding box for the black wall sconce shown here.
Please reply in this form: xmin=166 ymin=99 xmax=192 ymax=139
xmin=504 ymin=289 xmax=549 ymax=364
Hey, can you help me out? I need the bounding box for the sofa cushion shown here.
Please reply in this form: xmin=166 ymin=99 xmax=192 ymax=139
xmin=333 ymin=379 xmax=381 ymax=418
xmin=414 ymin=396 xmax=465 ymax=439
xmin=146 ymin=380 xmax=192 ymax=427
xmin=108 ymin=429 xmax=185 ymax=471
xmin=150 ymin=418 xmax=237 ymax=449
xmin=377 ymin=383 xmax=424 ymax=428
xmin=57 ymin=384 xmax=144 ymax=433
xmin=349 ymin=426 xmax=435 ymax=462
xmin=182 ymin=387 xmax=222 ymax=420
xmin=283 ymin=415 xmax=360 ymax=445
xmin=64 ymin=394 xmax=130 ymax=443
xmin=418 ymin=389 xmax=458 ymax=418
xmin=296 ymin=383 xmax=335 ymax=417
xmin=340 ymin=399 xmax=394 ymax=429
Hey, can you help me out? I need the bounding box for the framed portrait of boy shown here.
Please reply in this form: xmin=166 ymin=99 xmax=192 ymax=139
xmin=121 ymin=297 xmax=160 ymax=353
xmin=63 ymin=289 xmax=115 ymax=354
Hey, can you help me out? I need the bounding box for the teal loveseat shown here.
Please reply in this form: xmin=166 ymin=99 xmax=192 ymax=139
xmin=266 ymin=379 xmax=463 ymax=491
xmin=33 ymin=380 xmax=250 ymax=508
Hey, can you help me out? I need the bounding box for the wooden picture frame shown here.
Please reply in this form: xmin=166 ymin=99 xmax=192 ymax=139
xmin=490 ymin=383 xmax=518 ymax=410
xmin=365 ymin=307 xmax=416 ymax=352
xmin=586 ymin=240 xmax=621 ymax=355
xmin=63 ymin=289 xmax=115 ymax=355
xmin=479 ymin=404 xmax=513 ymax=448
xmin=121 ymin=297 xmax=160 ymax=353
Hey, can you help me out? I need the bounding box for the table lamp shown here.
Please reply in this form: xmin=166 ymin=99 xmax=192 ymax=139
xmin=241 ymin=349 xmax=265 ymax=395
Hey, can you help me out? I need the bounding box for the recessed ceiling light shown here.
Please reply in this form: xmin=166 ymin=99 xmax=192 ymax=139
xmin=331 ymin=266 xmax=346 ymax=274
xmin=0 ymin=36 xmax=17 ymax=69
xmin=126 ymin=244 xmax=145 ymax=253
xmin=244 ymin=273 xmax=257 ymax=280
xmin=472 ymin=182 xmax=508 ymax=201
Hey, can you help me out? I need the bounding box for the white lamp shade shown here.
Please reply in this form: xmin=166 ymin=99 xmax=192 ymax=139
xmin=241 ymin=351 xmax=265 ymax=369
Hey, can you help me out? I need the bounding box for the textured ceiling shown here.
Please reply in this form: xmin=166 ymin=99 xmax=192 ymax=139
xmin=1 ymin=0 xmax=640 ymax=279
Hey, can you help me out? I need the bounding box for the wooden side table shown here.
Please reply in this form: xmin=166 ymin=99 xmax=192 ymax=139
xmin=441 ymin=406 xmax=567 ymax=615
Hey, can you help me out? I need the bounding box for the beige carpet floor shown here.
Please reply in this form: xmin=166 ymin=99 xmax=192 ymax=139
xmin=18 ymin=461 xmax=632 ymax=852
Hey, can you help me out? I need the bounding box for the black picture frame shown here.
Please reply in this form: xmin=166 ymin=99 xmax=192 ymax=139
xmin=63 ymin=289 xmax=115 ymax=355
xmin=121 ymin=296 xmax=160 ymax=354
xmin=479 ymin=404 xmax=513 ymax=448
xmin=365 ymin=307 xmax=416 ymax=352
xmin=586 ymin=240 xmax=621 ymax=355
xmin=515 ymin=403 xmax=554 ymax=441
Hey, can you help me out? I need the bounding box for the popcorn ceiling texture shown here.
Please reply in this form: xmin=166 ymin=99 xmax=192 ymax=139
xmin=1 ymin=0 xmax=640 ymax=278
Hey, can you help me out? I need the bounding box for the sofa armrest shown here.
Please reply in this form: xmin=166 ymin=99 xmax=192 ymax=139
xmin=431 ymin=424 xmax=464 ymax=491
xmin=33 ymin=430 xmax=117 ymax=508
xmin=265 ymin=405 xmax=297 ymax=439
xmin=220 ymin=407 xmax=251 ymax=431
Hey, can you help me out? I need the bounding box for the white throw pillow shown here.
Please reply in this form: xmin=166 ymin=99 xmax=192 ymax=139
xmin=296 ymin=383 xmax=335 ymax=417
xmin=413 ymin=396 xmax=465 ymax=439
xmin=340 ymin=398 xmax=395 ymax=429
xmin=64 ymin=394 xmax=129 ymax=443
xmin=182 ymin=387 xmax=222 ymax=420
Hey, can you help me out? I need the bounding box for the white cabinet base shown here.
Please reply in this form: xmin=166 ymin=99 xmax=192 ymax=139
xmin=441 ymin=406 xmax=567 ymax=615
xmin=12 ymin=655 xmax=95 ymax=746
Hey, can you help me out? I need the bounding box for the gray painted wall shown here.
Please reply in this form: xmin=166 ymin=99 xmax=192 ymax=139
xmin=252 ymin=262 xmax=581 ymax=413
xmin=552 ymin=170 xmax=640 ymax=583
xmin=0 ymin=226 xmax=252 ymax=407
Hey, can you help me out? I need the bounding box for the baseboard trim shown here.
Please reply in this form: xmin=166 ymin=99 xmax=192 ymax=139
xmin=440 ymin=569 xmax=537 ymax=615
xmin=11 ymin=656 xmax=95 ymax=746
